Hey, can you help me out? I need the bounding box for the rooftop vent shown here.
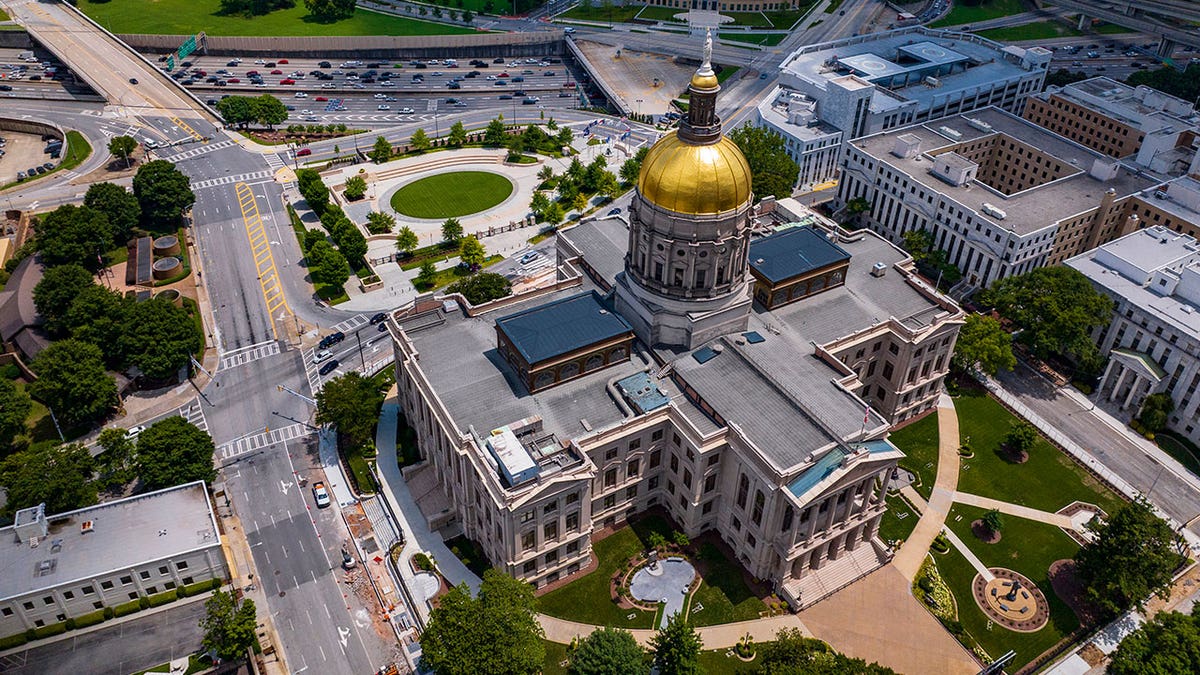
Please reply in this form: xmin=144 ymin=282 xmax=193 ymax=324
xmin=965 ymin=117 xmax=993 ymax=133
xmin=982 ymin=203 xmax=1007 ymax=220
xmin=1155 ymin=190 xmax=1168 ymax=199
xmin=80 ymin=520 xmax=94 ymax=534
xmin=871 ymin=262 xmax=887 ymax=277
xmin=938 ymin=126 xmax=962 ymax=140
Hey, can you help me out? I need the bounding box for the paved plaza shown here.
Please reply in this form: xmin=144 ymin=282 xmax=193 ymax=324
xmin=628 ymin=557 xmax=697 ymax=628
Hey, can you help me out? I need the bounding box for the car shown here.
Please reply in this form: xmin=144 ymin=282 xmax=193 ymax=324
xmin=493 ymin=57 xmax=505 ymax=63
xmin=341 ymin=547 xmax=357 ymax=569
xmin=315 ymin=96 xmax=328 ymax=101
xmin=563 ymin=27 xmax=575 ymax=34
xmin=285 ymin=105 xmax=295 ymax=110
xmin=607 ymin=207 xmax=622 ymax=216
xmin=558 ymin=92 xmax=572 ymax=97
xmin=432 ymin=71 xmax=443 ymax=76
xmin=28 ymin=75 xmax=41 ymax=81
xmin=544 ymin=71 xmax=556 ymax=76
xmin=513 ymin=90 xmax=526 ymax=96
xmin=318 ymin=61 xmax=332 ymax=68
xmin=246 ymin=70 xmax=259 ymax=76
xmin=398 ymin=107 xmax=415 ymax=114
xmin=313 ymin=349 xmax=334 ymax=364
xmin=312 ymin=481 xmax=331 ymax=508
xmin=522 ymin=97 xmax=539 ymax=104
xmin=377 ymin=322 xmax=389 ymax=333
xmin=318 ymin=360 xmax=339 ymax=376
xmin=280 ymin=79 xmax=295 ymax=85
xmin=42 ymin=162 xmax=54 ymax=170
xmin=226 ymin=60 xmax=239 ymax=67
xmin=296 ymin=147 xmax=312 ymax=157
xmin=128 ymin=77 xmax=138 ymax=84
xmin=207 ymin=98 xmax=219 ymax=105
xmin=522 ymin=69 xmax=534 ymax=75
xmin=498 ymin=94 xmax=513 ymax=100
xmin=266 ymin=61 xmax=277 ymax=67
xmin=278 ymin=58 xmax=289 ymax=64
xmin=447 ymin=82 xmax=460 ymax=89
xmin=271 ymin=69 xmax=283 ymax=75
xmin=215 ymin=80 xmax=227 ymax=87
xmin=496 ymin=80 xmax=508 ymax=86
xmin=228 ymin=78 xmax=240 ymax=83
xmin=499 ymin=72 xmax=509 ymax=78
xmin=34 ymin=166 xmax=46 ymax=174
xmin=486 ymin=75 xmax=497 ymax=80
xmin=385 ymin=96 xmax=397 ymax=102
xmin=0 ymin=85 xmax=12 ymax=91
xmin=320 ymin=82 xmax=335 ymax=89
xmin=370 ymin=312 xmax=388 ymax=325
xmin=520 ymin=252 xmax=540 ymax=264
xmin=318 ymin=331 xmax=346 ymax=349
xmin=377 ymin=104 xmax=390 ymax=110
xmin=446 ymin=97 xmax=459 ymax=104
xmin=374 ymin=92 xmax=387 ymax=99
xmin=759 ymin=72 xmax=769 ymax=79
xmin=512 ymin=76 xmax=524 ymax=82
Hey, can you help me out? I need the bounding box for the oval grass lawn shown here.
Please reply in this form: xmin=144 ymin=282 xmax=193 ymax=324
xmin=390 ymin=171 xmax=514 ymax=219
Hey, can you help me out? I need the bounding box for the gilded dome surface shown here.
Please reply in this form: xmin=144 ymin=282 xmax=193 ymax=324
xmin=690 ymin=70 xmax=719 ymax=90
xmin=637 ymin=131 xmax=752 ymax=215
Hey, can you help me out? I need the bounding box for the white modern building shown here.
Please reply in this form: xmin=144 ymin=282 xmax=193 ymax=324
xmin=0 ymin=482 xmax=227 ymax=637
xmin=1067 ymin=226 xmax=1200 ymax=445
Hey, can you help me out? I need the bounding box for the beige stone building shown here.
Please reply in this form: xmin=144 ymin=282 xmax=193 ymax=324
xmin=389 ymin=43 xmax=963 ymax=610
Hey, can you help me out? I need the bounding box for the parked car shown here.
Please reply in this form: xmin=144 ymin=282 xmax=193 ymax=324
xmin=312 ymin=481 xmax=331 ymax=508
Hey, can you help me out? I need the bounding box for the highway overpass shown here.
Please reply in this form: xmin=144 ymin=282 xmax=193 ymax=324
xmin=1046 ymin=0 xmax=1200 ymax=53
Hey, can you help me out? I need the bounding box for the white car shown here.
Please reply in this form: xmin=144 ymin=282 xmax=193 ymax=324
xmin=312 ymin=481 xmax=331 ymax=508
xmin=398 ymin=107 xmax=415 ymax=114
xmin=299 ymin=109 xmax=312 ymax=115
xmin=313 ymin=349 xmax=334 ymax=364
xmin=380 ymin=81 xmax=395 ymax=87
xmin=486 ymin=75 xmax=497 ymax=80
xmin=377 ymin=104 xmax=390 ymax=110
xmin=321 ymin=82 xmax=335 ymax=89
xmin=126 ymin=424 xmax=147 ymax=437
xmin=374 ymin=93 xmax=387 ymax=99
xmin=294 ymin=92 xmax=308 ymax=98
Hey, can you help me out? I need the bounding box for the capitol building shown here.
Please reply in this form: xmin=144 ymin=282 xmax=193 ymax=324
xmin=387 ymin=38 xmax=964 ymax=608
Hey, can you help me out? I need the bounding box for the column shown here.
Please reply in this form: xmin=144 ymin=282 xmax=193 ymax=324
xmin=845 ymin=524 xmax=862 ymax=551
xmin=1099 ymin=357 xmax=1118 ymax=399
xmin=1122 ymin=372 xmax=1144 ymax=410
xmin=1110 ymin=364 xmax=1129 ymax=402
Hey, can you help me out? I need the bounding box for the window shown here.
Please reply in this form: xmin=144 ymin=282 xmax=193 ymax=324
xmin=782 ymin=505 xmax=794 ymax=532
xmin=603 ymin=495 xmax=616 ymax=509
xmin=545 ymin=550 xmax=558 ymax=565
xmin=82 ymin=585 xmax=94 ymax=595
xmin=128 ymin=592 xmax=138 ymax=600
xmin=1 ymin=607 xmax=11 ymax=617
xmin=146 ymin=587 xmax=157 ymax=595
xmin=101 ymin=580 xmax=114 ymax=590
xmin=605 ymin=447 xmax=618 ymax=461
xmin=686 ymin=448 xmax=695 ymax=462
xmin=22 ymin=601 xmax=34 ymax=611
xmin=731 ymin=516 xmax=741 ymax=532
xmin=625 ymin=485 xmax=638 ymax=500
xmin=752 ymin=490 xmax=765 ymax=526
xmin=672 ymin=433 xmax=682 ymax=447
xmin=604 ymin=468 xmax=617 ymax=488
xmin=522 ymin=531 xmax=536 ymax=550
xmin=746 ymin=533 xmax=757 ymax=548
xmin=628 ymin=438 xmax=641 ymax=452
xmin=174 ymin=561 xmax=189 ymax=571
xmin=566 ymin=540 xmax=579 ymax=555
xmin=736 ymin=475 xmax=749 ymax=509
xmin=706 ymin=455 xmax=719 ymax=467
xmin=158 ymin=566 xmax=170 ymax=576
xmin=679 ymin=494 xmax=687 ymax=508
xmin=520 ymin=510 xmax=535 ymax=524
xmin=182 ymin=577 xmax=194 ymax=585
xmin=651 ymin=429 xmax=664 ymax=442
xmin=649 ymin=449 xmax=662 ymax=468
xmin=566 ymin=493 xmax=579 ymax=505
xmin=120 ymin=576 xmax=133 ymax=586
xmin=667 ymin=481 xmax=676 ymax=495
xmin=544 ymin=500 xmax=558 ymax=514
xmin=649 ymin=476 xmax=660 ymax=490
xmin=703 ymin=474 xmax=717 ymax=493
xmin=702 ymin=501 xmax=714 ymax=515
xmin=524 ymin=560 xmax=537 ymax=574
xmin=683 ymin=469 xmax=693 ymax=489
xmin=669 ymin=454 xmax=679 ymax=473
xmin=544 ymin=522 xmax=558 ymax=540
xmin=39 ymin=596 xmax=53 ymax=606
xmin=628 ymin=459 xmax=640 ymax=477
xmin=882 ymin=361 xmax=894 ymax=379
xmin=566 ymin=512 xmax=579 ymax=531
xmin=63 ymin=591 xmax=74 ymax=600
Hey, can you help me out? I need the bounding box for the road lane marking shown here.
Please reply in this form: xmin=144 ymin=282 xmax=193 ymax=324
xmin=235 ymin=182 xmax=291 ymax=341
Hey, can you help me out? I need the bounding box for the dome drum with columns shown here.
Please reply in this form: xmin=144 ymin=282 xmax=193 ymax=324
xmin=616 ymin=29 xmax=757 ymax=349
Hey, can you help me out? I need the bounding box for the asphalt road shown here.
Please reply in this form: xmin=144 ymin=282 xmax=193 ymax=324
xmin=0 ymin=598 xmax=207 ymax=675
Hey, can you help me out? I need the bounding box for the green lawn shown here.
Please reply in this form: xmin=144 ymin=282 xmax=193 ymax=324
xmin=1157 ymin=431 xmax=1200 ymax=479
xmin=940 ymin=504 xmax=1084 ymax=672
xmin=763 ymin=7 xmax=812 ymax=28
xmin=559 ymin=4 xmax=641 ymax=23
xmin=890 ymin=412 xmax=940 ymax=500
xmin=538 ymin=516 xmax=672 ymax=628
xmin=0 ymin=9 xmax=10 ymax=21
xmin=390 ymin=171 xmax=513 ymax=219
xmin=929 ymin=0 xmax=1026 ymax=27
xmin=687 ymin=542 xmax=768 ymax=627
xmin=699 ymin=647 xmax=760 ymax=671
xmin=953 ymin=391 xmax=1124 ymax=516
xmin=722 ymin=11 xmax=772 ymax=27
xmin=413 ymin=254 xmax=503 ymax=292
xmin=542 ymin=640 xmax=570 ymax=675
xmin=976 ymin=20 xmax=1083 ymax=42
xmin=636 ymin=6 xmax=686 ymax=22
xmin=879 ymin=494 xmax=920 ymax=547
xmin=77 ymin=0 xmax=474 ymax=36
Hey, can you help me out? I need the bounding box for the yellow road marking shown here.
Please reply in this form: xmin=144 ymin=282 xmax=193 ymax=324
xmin=171 ymin=116 xmax=206 ymax=143
xmin=235 ymin=183 xmax=291 ymax=340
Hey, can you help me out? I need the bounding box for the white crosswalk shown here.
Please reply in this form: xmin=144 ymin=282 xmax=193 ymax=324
xmin=219 ymin=341 xmax=281 ymax=370
xmin=263 ymin=153 xmax=286 ymax=171
xmin=301 ymin=347 xmax=322 ymax=396
xmin=217 ymin=423 xmax=309 ymax=462
xmin=329 ymin=313 xmax=370 ymax=335
xmin=178 ymin=399 xmax=208 ymax=433
xmin=190 ymin=170 xmax=272 ymax=190
xmin=166 ymin=139 xmax=236 ymax=162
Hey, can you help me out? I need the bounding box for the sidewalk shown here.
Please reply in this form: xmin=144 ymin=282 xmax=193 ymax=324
xmin=537 ymin=612 xmax=809 ymax=648
xmin=951 ymin=491 xmax=1074 ymax=529
xmin=893 ymin=394 xmax=962 ymax=581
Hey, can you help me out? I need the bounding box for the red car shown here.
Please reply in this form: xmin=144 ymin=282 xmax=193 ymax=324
xmin=280 ymin=79 xmax=295 ymax=85
xmin=499 ymin=72 xmax=510 ymax=77
xmin=246 ymin=70 xmax=259 ymax=76
xmin=296 ymin=148 xmax=312 ymax=157
xmin=278 ymin=59 xmax=289 ymax=64
xmin=227 ymin=78 xmax=240 ymax=83
xmin=315 ymin=96 xmax=328 ymax=101
xmin=271 ymin=69 xmax=283 ymax=75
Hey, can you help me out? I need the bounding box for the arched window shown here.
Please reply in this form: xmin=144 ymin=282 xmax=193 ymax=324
xmin=610 ymin=346 xmax=627 ymax=361
xmin=585 ymin=354 xmax=604 ymax=371
xmin=534 ymin=371 xmax=554 ymax=389
xmin=736 ymin=475 xmax=749 ymax=509
xmin=560 ymin=362 xmax=580 ymax=379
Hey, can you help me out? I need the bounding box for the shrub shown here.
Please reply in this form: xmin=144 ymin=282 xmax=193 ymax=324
xmin=73 ymin=609 xmax=106 ymax=629
xmin=65 ymin=618 xmax=77 ymax=630
xmin=672 ymin=530 xmax=690 ymax=547
xmin=647 ymin=532 xmax=667 ymax=549
xmin=23 ymin=628 xmax=35 ymax=642
xmin=0 ymin=632 xmax=29 ymax=650
xmin=102 ymin=606 xmax=115 ymax=620
xmin=138 ymin=596 xmax=150 ymax=610
xmin=181 ymin=578 xmax=221 ymax=597
xmin=147 ymin=589 xmax=178 ymax=607
xmin=113 ymin=599 xmax=141 ymax=617
xmin=413 ymin=552 xmax=436 ymax=572
xmin=33 ymin=622 xmax=68 ymax=639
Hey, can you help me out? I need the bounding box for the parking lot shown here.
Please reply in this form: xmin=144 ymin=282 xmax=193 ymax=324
xmin=0 ymin=131 xmax=59 ymax=186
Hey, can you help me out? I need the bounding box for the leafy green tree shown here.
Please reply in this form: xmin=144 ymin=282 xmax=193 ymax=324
xmin=571 ymin=193 xmax=589 ymax=214
xmin=369 ymin=135 xmax=393 ymax=163
xmin=303 ymin=228 xmax=327 ymax=254
xmin=216 ymin=96 xmax=257 ymax=129
xmin=34 ymin=264 xmax=97 ymax=335
xmin=95 ymin=427 xmax=137 ymax=490
xmin=330 ymin=218 xmax=367 ymax=264
xmin=619 ymin=158 xmax=641 ymax=185
xmin=65 ymin=285 xmax=130 ymax=365
xmin=296 ymin=168 xmax=330 ymax=215
xmin=108 ymin=135 xmax=138 ymax=168
xmin=1076 ymin=498 xmax=1180 ymax=616
xmin=411 ymin=128 xmax=432 ymax=152
xmin=952 ymin=314 xmax=1015 ymax=376
xmin=366 ymin=211 xmax=395 ymax=234
xmin=529 ymin=191 xmax=550 ymax=217
xmin=344 ymin=175 xmax=367 ymax=200
xmin=980 ymin=267 xmax=1113 ymax=371
xmin=1138 ymin=392 xmax=1175 ymax=434
xmin=537 ymin=165 xmax=555 ymax=183
xmin=448 ymin=121 xmax=468 ymax=147
xmin=136 ymin=416 xmax=216 ymax=489
xmin=29 ymin=339 xmax=118 ymax=429
xmin=396 ymin=226 xmax=419 ymax=254
xmin=597 ymin=171 xmax=620 ymax=200
xmin=568 ymin=626 xmax=645 ymax=675
xmin=982 ymin=509 xmax=1004 ymax=536
xmin=650 ymin=613 xmax=701 ymax=675
xmin=1125 ymin=63 xmax=1200 ymax=102
xmin=1004 ymin=421 xmax=1037 ymax=458
xmin=251 ymin=94 xmax=288 ymax=129
xmin=543 ymin=201 xmax=565 ymax=226
xmin=442 ymin=217 xmax=464 ymax=243
xmin=200 ymin=589 xmax=258 ymax=663
xmin=304 ymin=0 xmax=357 ymax=21
xmin=756 ymin=628 xmax=897 ymax=674
xmin=1044 ymin=68 xmax=1088 ymax=89
xmin=416 ymin=259 xmax=438 ymax=288
xmin=315 ymin=372 xmax=385 ymax=449
xmin=35 ymin=205 xmax=113 ymax=271
xmin=119 ymin=297 xmax=202 ymax=381
xmin=728 ymin=125 xmax=799 ymax=201
xmin=462 ymin=9 xmax=473 ymax=21
xmin=0 ymin=378 xmax=32 ymax=450
xmin=84 ymin=182 xmax=141 ymax=244
xmin=1108 ymin=605 xmax=1200 ymax=675
xmin=307 ymin=240 xmax=351 ymax=287
xmin=132 ymin=160 xmax=196 ymax=231
xmin=484 ymin=117 xmax=508 ymax=146
xmin=0 ymin=443 xmax=97 ymax=517
xmin=459 ymin=236 xmax=486 ymax=267
xmin=420 ymin=569 xmax=545 ymax=675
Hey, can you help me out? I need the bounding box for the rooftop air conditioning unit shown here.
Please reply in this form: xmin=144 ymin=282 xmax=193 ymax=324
xmin=982 ymin=203 xmax=1007 ymax=220
xmin=871 ymin=262 xmax=887 ymax=277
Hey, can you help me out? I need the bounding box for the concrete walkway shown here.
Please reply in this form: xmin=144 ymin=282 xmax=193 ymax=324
xmin=536 ymin=612 xmax=810 ymax=649
xmin=893 ymin=394 xmax=962 ymax=581
xmin=939 ymin=526 xmax=996 ymax=582
xmin=951 ymin=491 xmax=1075 ymax=529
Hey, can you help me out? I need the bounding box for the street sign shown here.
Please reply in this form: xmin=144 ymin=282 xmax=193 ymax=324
xmin=176 ymin=34 xmax=197 ymax=62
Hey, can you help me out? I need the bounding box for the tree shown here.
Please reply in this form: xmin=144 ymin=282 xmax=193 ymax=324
xmin=29 ymin=340 xmax=118 ymax=429
xmin=597 ymin=171 xmax=620 ymax=200
xmin=568 ymin=626 xmax=645 ymax=675
xmin=65 ymin=285 xmax=130 ymax=365
xmin=1125 ymin=63 xmax=1200 ymax=103
xmin=315 ymin=372 xmax=385 ymax=449
xmin=448 ymin=121 xmax=468 ymax=147
xmin=952 ymin=314 xmax=1015 ymax=376
xmin=484 ymin=116 xmax=508 ymax=146
xmin=136 ymin=416 xmax=217 ymax=489
xmin=529 ymin=191 xmax=550 ymax=218
xmin=1076 ymin=498 xmax=1179 ymax=616
xmin=459 ymin=236 xmax=486 ymax=267
xmin=200 ymin=589 xmax=258 ymax=663
xmin=756 ymin=628 xmax=897 ymax=675
xmin=344 ymin=174 xmax=367 ymax=200
xmin=728 ymin=125 xmax=799 ymax=201
xmin=982 ymin=508 xmax=1004 ymax=536
xmin=1108 ymin=605 xmax=1200 ymax=675
xmin=571 ymin=192 xmax=589 ymax=214
xmin=216 ymin=95 xmax=257 ymax=129
xmin=1045 ymin=68 xmax=1088 ymax=90
xmin=369 ymin=135 xmax=392 ymax=163
xmin=34 ymin=264 xmax=97 ymax=335
xmin=396 ymin=226 xmax=419 ymax=254
xmin=304 ymin=0 xmax=357 ymax=21
xmin=95 ymin=427 xmax=137 ymax=490
xmin=303 ymin=228 xmax=326 ymax=254
xmin=420 ymin=569 xmax=545 ymax=675
xmin=307 ymin=239 xmax=351 ymax=287
xmin=35 ymin=205 xmax=114 ymax=271
xmin=416 ymin=259 xmax=438 ymax=287
xmin=366 ymin=211 xmax=395 ymax=234
xmin=1138 ymin=392 xmax=1175 ymax=434
xmin=620 ymin=158 xmax=641 ymax=185
xmin=133 ymin=160 xmax=196 ymax=231
xmin=119 ymin=297 xmax=202 ymax=381
xmin=1004 ymin=421 xmax=1037 ymax=458
xmin=446 ymin=272 xmax=512 ymax=305
xmin=543 ymin=201 xmax=565 ymax=226
xmin=980 ymin=267 xmax=1113 ymax=371
xmin=296 ymin=168 xmax=330 ymax=216
xmin=252 ymin=94 xmax=289 ymax=129
xmin=462 ymin=9 xmax=473 ymax=21
xmin=108 ymin=135 xmax=138 ymax=168
xmin=410 ymin=127 xmax=432 ymax=153
xmin=442 ymin=217 xmax=464 ymax=244
xmin=84 ymin=182 xmax=140 ymax=244
xmin=0 ymin=378 xmax=32 ymax=450
xmin=650 ymin=613 xmax=701 ymax=675
xmin=0 ymin=443 xmax=97 ymax=517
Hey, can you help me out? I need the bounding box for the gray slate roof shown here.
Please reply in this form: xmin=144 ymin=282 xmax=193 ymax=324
xmin=495 ymin=290 xmax=632 ymax=365
xmin=750 ymin=226 xmax=851 ymax=284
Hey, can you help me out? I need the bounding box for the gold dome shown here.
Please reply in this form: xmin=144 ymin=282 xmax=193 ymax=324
xmin=691 ymin=70 xmax=719 ymax=90
xmin=637 ymin=131 xmax=752 ymax=215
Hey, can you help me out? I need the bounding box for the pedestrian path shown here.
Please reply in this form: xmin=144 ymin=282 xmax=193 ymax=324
xmin=190 ymin=169 xmax=272 ymax=190
xmin=535 ymin=612 xmax=809 ymax=649
xmin=939 ymin=526 xmax=996 ymax=582
xmin=893 ymin=394 xmax=962 ymax=581
xmin=218 ymin=340 xmax=281 ymax=370
xmin=951 ymin=491 xmax=1074 ymax=529
xmin=216 ymin=423 xmax=308 ymax=463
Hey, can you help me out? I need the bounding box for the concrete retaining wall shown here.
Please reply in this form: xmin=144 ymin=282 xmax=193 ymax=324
xmin=118 ymin=30 xmax=566 ymax=60
xmin=0 ymin=30 xmax=34 ymax=49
